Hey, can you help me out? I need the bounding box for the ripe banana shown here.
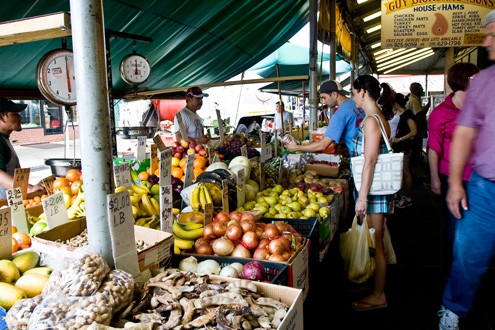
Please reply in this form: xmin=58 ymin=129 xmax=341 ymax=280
xmin=150 ymin=196 xmax=161 ymax=215
xmin=174 ymin=237 xmax=195 ymax=250
xmin=132 ymin=184 xmax=150 ymax=195
xmin=172 ymin=220 xmax=204 ymax=240
xmin=141 ymin=194 xmax=156 ymax=216
xmin=132 ymin=205 xmax=139 ymax=219
xmin=172 ymin=208 xmax=181 ymax=216
xmin=135 ymin=216 xmax=154 ymax=226
xmin=130 ymin=194 xmax=141 ymax=205
xmin=174 ymin=245 xmax=181 ymax=254
xmin=130 ymin=169 xmax=140 ymax=185
xmin=199 ymin=183 xmax=207 ymax=210
xmin=203 ymin=184 xmax=213 ymax=206
xmin=178 ymin=222 xmax=204 ymax=230
xmin=115 ymin=186 xmax=127 ymax=193
xmin=190 ymin=184 xmax=201 ymax=212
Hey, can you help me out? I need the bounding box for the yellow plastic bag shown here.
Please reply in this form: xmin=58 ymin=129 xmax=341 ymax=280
xmin=339 ymin=215 xmax=376 ymax=284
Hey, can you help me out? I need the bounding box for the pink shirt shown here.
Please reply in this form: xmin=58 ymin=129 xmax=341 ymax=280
xmin=427 ymin=93 xmax=472 ymax=181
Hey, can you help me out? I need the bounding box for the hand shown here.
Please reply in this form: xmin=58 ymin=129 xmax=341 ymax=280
xmin=284 ymin=140 xmax=298 ymax=152
xmin=355 ymin=199 xmax=367 ymax=215
xmin=430 ymin=177 xmax=441 ymax=195
xmin=446 ymin=185 xmax=467 ymax=219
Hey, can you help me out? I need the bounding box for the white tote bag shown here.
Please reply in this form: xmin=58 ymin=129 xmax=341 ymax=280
xmin=351 ymin=115 xmax=403 ymax=195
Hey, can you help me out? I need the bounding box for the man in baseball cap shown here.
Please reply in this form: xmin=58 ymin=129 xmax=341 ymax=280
xmin=185 ymin=86 xmax=209 ymax=98
xmin=173 ymin=87 xmax=210 ymax=144
xmin=319 ymin=79 xmax=350 ymax=96
xmin=0 ymin=97 xmax=44 ymax=199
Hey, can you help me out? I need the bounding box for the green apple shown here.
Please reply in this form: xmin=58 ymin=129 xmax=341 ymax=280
xmin=268 ymin=207 xmax=278 ymax=216
xmin=142 ymin=181 xmax=152 ymax=189
xmin=317 ymin=196 xmax=329 ymax=205
xmin=272 ymin=184 xmax=284 ymax=194
xmin=298 ymin=195 xmax=309 ymax=207
xmin=269 ymin=190 xmax=279 ymax=197
xmin=274 ymin=213 xmax=287 ymax=219
xmin=280 ymin=206 xmax=292 ymax=215
xmin=302 ymin=208 xmax=317 ymax=218
xmin=29 ymin=220 xmax=48 ymax=236
xmin=236 ymin=206 xmax=246 ymax=212
xmin=274 ymin=203 xmax=283 ymax=211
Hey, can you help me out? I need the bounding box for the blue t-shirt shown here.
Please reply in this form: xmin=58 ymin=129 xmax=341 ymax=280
xmin=324 ymin=99 xmax=365 ymax=149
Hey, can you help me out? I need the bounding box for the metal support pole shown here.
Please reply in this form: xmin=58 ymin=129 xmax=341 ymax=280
xmin=70 ymin=0 xmax=115 ymax=265
xmin=308 ymin=0 xmax=319 ymax=135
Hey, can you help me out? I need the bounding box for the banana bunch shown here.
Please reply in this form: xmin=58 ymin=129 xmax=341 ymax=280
xmin=122 ymin=184 xmax=161 ymax=224
xmin=67 ymin=190 xmax=85 ymax=220
xmin=135 ymin=215 xmax=160 ymax=230
xmin=172 ymin=220 xmax=204 ymax=253
xmin=189 ymin=182 xmax=214 ymax=212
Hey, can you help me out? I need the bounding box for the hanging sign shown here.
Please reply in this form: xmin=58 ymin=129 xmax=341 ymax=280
xmin=160 ymin=148 xmax=172 ymax=186
xmin=153 ymin=135 xmax=166 ymax=152
xmin=6 ymin=187 xmax=28 ymax=234
xmin=183 ymin=154 xmax=195 ymax=188
xmin=41 ymin=175 xmax=56 ymax=195
xmin=176 ymin=112 xmax=189 ymax=141
xmin=114 ymin=163 xmax=132 ymax=189
xmin=160 ymin=185 xmax=173 ymax=233
xmin=0 ymin=207 xmax=12 ymax=260
xmin=381 ymin=4 xmax=494 ymax=48
xmin=136 ymin=136 xmax=147 ymax=162
xmin=42 ymin=191 xmax=69 ymax=230
xmin=13 ymin=168 xmax=30 ymax=199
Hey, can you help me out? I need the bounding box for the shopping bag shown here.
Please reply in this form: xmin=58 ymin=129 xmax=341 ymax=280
xmin=339 ymin=215 xmax=376 ymax=284
xmin=384 ymin=218 xmax=397 ymax=265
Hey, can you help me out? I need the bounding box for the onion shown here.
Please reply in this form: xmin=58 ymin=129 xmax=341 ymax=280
xmin=268 ymin=237 xmax=288 ymax=255
xmin=202 ymin=223 xmax=216 ymax=240
xmin=178 ymin=256 xmax=198 ymax=272
xmin=242 ymin=261 xmax=266 ymax=281
xmin=230 ymin=262 xmax=244 ymax=275
xmin=274 ymin=221 xmax=289 ymax=233
xmin=225 ymin=223 xmax=243 ymax=241
xmin=241 ymin=230 xmax=259 ymax=250
xmin=240 ymin=211 xmax=256 ymax=222
xmin=268 ymin=253 xmax=286 ymax=262
xmin=262 ymin=223 xmax=280 ymax=239
xmin=240 ymin=219 xmax=255 ymax=232
xmin=212 ymin=236 xmax=235 ymax=256
xmin=252 ymin=247 xmax=270 ymax=260
xmin=214 ymin=211 xmax=230 ymax=223
xmin=212 ymin=221 xmax=227 ymax=237
xmin=257 ymin=238 xmax=271 ymax=250
xmin=195 ymin=242 xmax=213 ymax=255
xmin=255 ymin=225 xmax=264 ymax=238
xmin=231 ymin=244 xmax=252 ymax=258
xmin=219 ymin=265 xmax=240 ymax=278
xmin=229 ymin=211 xmax=243 ymax=221
xmin=197 ymin=259 xmax=221 ymax=275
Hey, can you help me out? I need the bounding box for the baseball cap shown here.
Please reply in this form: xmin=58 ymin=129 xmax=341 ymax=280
xmin=185 ymin=86 xmax=209 ymax=98
xmin=482 ymin=9 xmax=495 ymax=27
xmin=0 ymin=97 xmax=27 ymax=113
xmin=319 ymin=80 xmax=349 ymax=96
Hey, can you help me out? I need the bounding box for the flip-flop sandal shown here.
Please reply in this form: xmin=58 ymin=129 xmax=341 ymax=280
xmin=351 ymin=300 xmax=388 ymax=312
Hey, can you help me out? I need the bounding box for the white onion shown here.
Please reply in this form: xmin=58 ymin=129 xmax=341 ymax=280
xmin=219 ymin=265 xmax=240 ymax=278
xmin=178 ymin=256 xmax=198 ymax=273
xmin=231 ymin=244 xmax=252 ymax=258
xmin=196 ymin=259 xmax=221 ymax=275
xmin=230 ymin=262 xmax=244 ymax=276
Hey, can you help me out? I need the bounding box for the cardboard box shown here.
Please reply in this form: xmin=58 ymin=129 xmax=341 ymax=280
xmin=209 ymin=275 xmax=304 ymax=330
xmin=304 ymin=153 xmax=341 ymax=177
xmin=31 ymin=218 xmax=173 ymax=272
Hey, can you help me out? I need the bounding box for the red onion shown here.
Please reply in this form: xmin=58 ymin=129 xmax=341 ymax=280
xmin=242 ymin=261 xmax=266 ymax=281
xmin=231 ymin=244 xmax=252 ymax=258
xmin=212 ymin=236 xmax=235 ymax=256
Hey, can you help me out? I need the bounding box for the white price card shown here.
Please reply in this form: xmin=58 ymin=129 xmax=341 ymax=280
xmin=160 ymin=185 xmax=173 ymax=233
xmin=160 ymin=148 xmax=172 ymax=186
xmin=176 ymin=112 xmax=189 ymax=141
xmin=13 ymin=168 xmax=30 ymax=199
xmin=114 ymin=163 xmax=132 ymax=188
xmin=234 ymin=167 xmax=245 ymax=208
xmin=107 ymin=190 xmax=140 ymax=277
xmin=183 ymin=154 xmax=195 ymax=188
xmin=136 ymin=136 xmax=147 ymax=162
xmin=259 ymin=131 xmax=270 ymax=162
xmin=216 ymin=109 xmax=224 ymax=144
xmin=6 ymin=187 xmax=28 ymax=234
xmin=42 ymin=191 xmax=68 ymax=230
xmin=0 ymin=207 xmax=12 ymax=260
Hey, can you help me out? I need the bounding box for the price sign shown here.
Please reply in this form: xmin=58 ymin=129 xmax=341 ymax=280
xmin=153 ymin=135 xmax=167 ymax=152
xmin=114 ymin=163 xmax=132 ymax=189
xmin=150 ymin=144 xmax=158 ymax=176
xmin=221 ymin=179 xmax=229 ymax=213
xmin=160 ymin=185 xmax=173 ymax=233
xmin=183 ymin=154 xmax=195 ymax=188
xmin=234 ymin=167 xmax=245 ymax=208
xmin=6 ymin=187 xmax=28 ymax=234
xmin=160 ymin=148 xmax=172 ymax=186
xmin=42 ymin=191 xmax=68 ymax=230
xmin=136 ymin=136 xmax=147 ymax=162
xmin=41 ymin=175 xmax=56 ymax=195
xmin=0 ymin=207 xmax=12 ymax=260
xmin=216 ymin=109 xmax=224 ymax=144
xmin=241 ymin=144 xmax=248 ymax=158
xmin=107 ymin=190 xmax=140 ymax=277
xmin=204 ymin=202 xmax=213 ymax=224
xmin=176 ymin=112 xmax=189 ymax=141
xmin=13 ymin=168 xmax=30 ymax=199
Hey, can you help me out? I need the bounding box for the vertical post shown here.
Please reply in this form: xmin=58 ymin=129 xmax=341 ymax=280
xmin=70 ymin=0 xmax=115 ymax=265
xmin=309 ymin=0 xmax=319 ymax=137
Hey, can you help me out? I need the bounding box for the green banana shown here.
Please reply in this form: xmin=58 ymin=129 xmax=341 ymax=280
xmin=172 ymin=220 xmax=204 ymax=240
xmin=147 ymin=216 xmax=160 ymax=229
xmin=190 ymin=184 xmax=201 ymax=212
xmin=174 ymin=237 xmax=195 ymax=250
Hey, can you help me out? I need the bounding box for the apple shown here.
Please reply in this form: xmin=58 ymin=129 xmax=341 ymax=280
xmin=187 ymin=148 xmax=196 ymax=155
xmin=195 ymin=144 xmax=204 ymax=152
xmin=199 ymin=149 xmax=208 ymax=157
xmin=171 ymin=141 xmax=180 ymax=148
xmin=174 ymin=152 xmax=182 ymax=159
xmin=180 ymin=139 xmax=189 ymax=148
xmin=177 ymin=145 xmax=184 ymax=153
xmin=189 ymin=140 xmax=197 ymax=149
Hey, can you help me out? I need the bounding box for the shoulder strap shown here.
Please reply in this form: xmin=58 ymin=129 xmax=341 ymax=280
xmin=361 ymin=114 xmax=393 ymax=154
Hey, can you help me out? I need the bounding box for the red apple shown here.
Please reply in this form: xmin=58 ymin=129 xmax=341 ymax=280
xmin=177 ymin=145 xmax=184 ymax=153
xmin=199 ymin=149 xmax=208 ymax=157
xmin=174 ymin=152 xmax=182 ymax=159
xmin=180 ymin=139 xmax=189 ymax=149
xmin=189 ymin=140 xmax=197 ymax=149
xmin=195 ymin=144 xmax=204 ymax=152
xmin=171 ymin=141 xmax=180 ymax=148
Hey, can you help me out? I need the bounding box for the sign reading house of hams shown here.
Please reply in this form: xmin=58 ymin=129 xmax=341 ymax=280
xmin=381 ymin=1 xmax=495 ymax=48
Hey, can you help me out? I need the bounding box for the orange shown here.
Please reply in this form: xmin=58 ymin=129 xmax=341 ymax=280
xmin=53 ymin=177 xmax=70 ymax=191
xmin=171 ymin=166 xmax=184 ymax=179
xmin=65 ymin=169 xmax=82 ymax=182
xmin=12 ymin=232 xmax=31 ymax=247
xmin=193 ymin=156 xmax=207 ymax=169
xmin=12 ymin=237 xmax=19 ymax=253
xmin=138 ymin=171 xmax=149 ymax=181
xmin=12 ymin=225 xmax=18 ymax=234
xmin=179 ymin=158 xmax=187 ymax=170
xmin=154 ymin=168 xmax=160 ymax=176
xmin=70 ymin=180 xmax=83 ymax=195
xmin=193 ymin=167 xmax=203 ymax=179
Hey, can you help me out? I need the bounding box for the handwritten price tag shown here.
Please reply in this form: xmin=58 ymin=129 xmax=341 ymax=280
xmin=114 ymin=163 xmax=132 ymax=188
xmin=160 ymin=185 xmax=173 ymax=233
xmin=42 ymin=191 xmax=69 ymax=230
xmin=153 ymin=135 xmax=166 ymax=152
xmin=41 ymin=175 xmax=56 ymax=195
xmin=13 ymin=168 xmax=30 ymax=199
xmin=160 ymin=148 xmax=172 ymax=186
xmin=0 ymin=207 xmax=12 ymax=260
xmin=6 ymin=187 xmax=28 ymax=233
xmin=136 ymin=136 xmax=147 ymax=162
xmin=176 ymin=112 xmax=189 ymax=141
xmin=183 ymin=154 xmax=195 ymax=188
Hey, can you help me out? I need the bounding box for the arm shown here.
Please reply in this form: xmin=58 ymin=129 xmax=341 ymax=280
xmin=355 ymin=118 xmax=381 ymax=215
xmin=0 ymin=170 xmax=43 ymax=194
xmin=446 ymin=126 xmax=476 ymax=219
xmin=285 ymin=136 xmax=333 ymax=153
xmin=392 ymin=118 xmax=417 ymax=143
xmin=174 ymin=131 xmax=182 ymax=142
xmin=427 ymin=148 xmax=441 ymax=195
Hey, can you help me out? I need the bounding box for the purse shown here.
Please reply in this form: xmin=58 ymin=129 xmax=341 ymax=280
xmin=339 ymin=215 xmax=376 ymax=284
xmin=351 ymin=114 xmax=403 ymax=195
